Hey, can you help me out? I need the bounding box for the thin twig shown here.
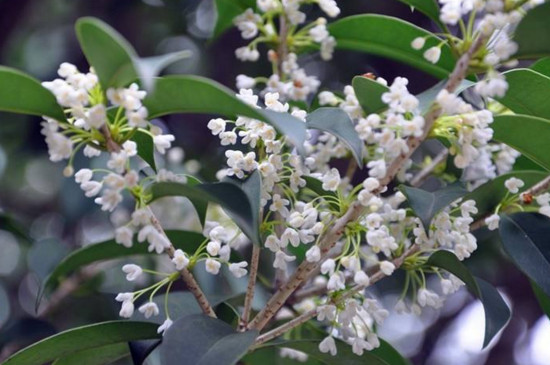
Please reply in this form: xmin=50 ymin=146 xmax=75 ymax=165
xmin=240 ymin=244 xmax=261 ymax=330
xmin=410 ymin=150 xmax=449 ymax=187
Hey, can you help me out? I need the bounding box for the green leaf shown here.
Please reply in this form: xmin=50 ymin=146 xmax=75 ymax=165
xmin=0 ymin=213 xmax=30 ymax=242
xmin=41 ymin=230 xmax=204 ymax=299
xmin=399 ymin=183 xmax=468 ymax=232
xmin=224 ymin=170 xmax=262 ymax=225
xmin=76 ymin=17 xmax=138 ymax=89
xmin=3 ymin=321 xmax=160 ymax=365
xmin=150 ymin=180 xmax=261 ymax=245
xmin=159 ymin=314 xmax=258 ymax=365
xmin=492 ymin=115 xmax=550 ymax=171
xmin=463 ymin=171 xmax=547 ymax=218
xmin=514 ymin=2 xmax=550 ymax=59
xmin=328 ymin=15 xmax=456 ymax=79
xmin=352 ymin=76 xmax=389 ymax=115
xmin=530 ymin=57 xmax=550 ymax=77
xmin=416 ymin=79 xmax=474 ymax=113
xmin=272 ymin=339 xmax=391 ymax=365
xmin=144 ymin=76 xmax=307 ymax=154
xmin=499 ymin=213 xmax=550 ymax=297
xmin=213 ymin=0 xmax=256 ymax=39
xmin=395 ymin=0 xmax=442 ymax=28
xmin=131 ymin=130 xmax=157 ymax=171
xmin=426 ymin=251 xmax=511 ymax=348
xmin=52 ymin=343 xmax=129 ymax=365
xmin=306 ymin=107 xmax=364 ymax=165
xmin=531 ymin=281 xmax=550 ymax=319
xmin=135 ymin=50 xmax=193 ymax=91
xmin=496 ymin=69 xmax=550 ymax=119
xmin=370 ymin=340 xmax=411 ymax=365
xmin=0 ymin=66 xmax=66 ymax=121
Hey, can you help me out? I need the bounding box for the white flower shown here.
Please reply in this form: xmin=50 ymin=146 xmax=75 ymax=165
xmin=504 ymin=177 xmax=524 ymax=194
xmin=81 ymin=180 xmax=102 ymax=197
xmin=317 ymin=304 xmax=337 ymax=321
xmin=86 ymin=104 xmax=106 ymax=129
xmin=265 ymin=235 xmax=281 ymax=252
xmin=75 ymin=168 xmax=93 ymax=184
xmin=321 ymin=168 xmax=341 ymax=191
xmin=207 ymin=241 xmax=221 ymax=256
xmin=115 ymin=226 xmax=134 ymax=248
xmin=485 ymin=214 xmax=500 ymax=231
xmin=122 ymin=264 xmax=143 ymax=281
xmin=157 ymin=318 xmax=173 ymax=334
xmin=362 ymin=177 xmax=380 ymax=192
xmin=417 ymin=288 xmax=443 ymax=308
xmin=318 ymin=0 xmax=340 ymax=17
xmin=354 ymin=271 xmax=370 ymax=286
xmin=327 ymin=272 xmax=345 ymax=291
xmin=94 ymin=189 xmax=123 ymax=212
xmin=229 ymin=261 xmax=248 ymax=278
xmin=273 ymin=250 xmax=296 ymax=271
xmin=257 ymin=0 xmax=279 ymax=12
xmin=236 ymin=74 xmax=256 ymax=89
xmin=126 ymin=107 xmax=148 ymax=128
xmin=306 ymin=245 xmax=321 ymax=262
xmin=122 ymin=140 xmax=138 ymax=157
xmin=207 ymin=118 xmax=226 ymax=135
xmin=205 ymin=258 xmax=221 ymax=275
xmin=132 ymin=208 xmax=151 ymax=226
xmin=153 ymin=134 xmax=175 ymax=154
xmin=352 ymin=337 xmax=372 ymax=356
xmin=235 ymin=47 xmax=260 ymax=62
xmin=119 ymin=300 xmax=134 ymax=318
xmin=172 ymin=249 xmax=190 ymax=270
xmin=318 ymin=91 xmax=339 ymax=106
xmin=380 ymin=261 xmax=395 ymax=276
xmin=411 ymin=37 xmax=426 ymax=50
xmin=320 ymin=259 xmax=335 ymax=275
xmin=319 ymin=336 xmax=337 ymax=356
xmin=423 ymin=46 xmax=441 ymax=64
xmin=139 ymin=302 xmax=160 ymax=318
xmin=309 ymin=21 xmax=329 ymax=42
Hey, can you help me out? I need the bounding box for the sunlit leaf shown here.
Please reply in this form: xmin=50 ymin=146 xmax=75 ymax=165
xmin=213 ymin=0 xmax=256 ymax=39
xmin=496 ymin=69 xmax=550 ymax=119
xmin=352 ymin=76 xmax=389 ymax=115
xmin=514 ymin=2 xmax=550 ymax=58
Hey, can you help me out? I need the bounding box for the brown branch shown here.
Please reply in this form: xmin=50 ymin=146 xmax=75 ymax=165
xmin=239 ymin=244 xmax=261 ymax=330
xmin=410 ymin=150 xmax=449 ymax=187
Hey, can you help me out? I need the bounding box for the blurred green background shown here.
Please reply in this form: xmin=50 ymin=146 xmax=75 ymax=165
xmin=0 ymin=1 xmax=548 ymax=364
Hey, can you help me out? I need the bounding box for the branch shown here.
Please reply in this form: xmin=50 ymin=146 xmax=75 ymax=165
xmin=410 ymin=150 xmax=449 ymax=187
xmin=248 ymin=34 xmax=488 ymax=332
xmin=239 ymin=244 xmax=261 ymax=330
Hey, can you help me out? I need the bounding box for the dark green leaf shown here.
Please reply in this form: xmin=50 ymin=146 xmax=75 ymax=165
xmin=370 ymin=340 xmax=411 ymax=365
xmin=531 ymin=281 xmax=550 ymax=319
xmin=136 ymin=50 xmax=193 ymax=91
xmin=463 ymin=171 xmax=547 ymax=218
xmin=52 ymin=343 xmax=129 ymax=365
xmin=530 ymin=57 xmax=550 ymax=77
xmin=150 ymin=181 xmax=261 ymax=245
xmin=0 ymin=213 xmax=30 ymax=242
xmin=514 ymin=2 xmax=550 ymax=58
xmin=160 ymin=314 xmax=258 ymax=365
xmin=213 ymin=0 xmax=256 ymax=39
xmin=426 ymin=251 xmax=511 ymax=347
xmin=416 ymin=79 xmax=474 ymax=113
xmin=328 ymin=15 xmax=456 ymax=79
xmin=131 ymin=130 xmax=157 ymax=171
xmin=399 ymin=183 xmax=467 ymax=232
xmin=395 ymin=0 xmax=442 ymax=28
xmin=224 ymin=170 xmax=262 ymax=225
xmin=306 ymin=107 xmax=364 ymax=165
xmin=496 ymin=69 xmax=550 ymax=119
xmin=499 ymin=213 xmax=550 ymax=297
xmin=76 ymin=17 xmax=138 ymax=89
xmin=492 ymin=115 xmax=550 ymax=171
xmin=0 ymin=66 xmax=66 ymax=121
xmin=3 ymin=321 xmax=160 ymax=365
xmin=41 ymin=230 xmax=204 ymax=300
xmin=144 ymin=76 xmax=307 ymax=153
xmin=513 ymin=155 xmax=545 ymax=172
xmin=352 ymin=76 xmax=389 ymax=115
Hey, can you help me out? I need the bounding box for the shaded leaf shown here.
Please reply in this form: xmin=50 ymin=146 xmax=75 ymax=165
xmin=531 ymin=281 xmax=550 ymax=319
xmin=328 ymin=15 xmax=456 ymax=79
xmin=514 ymin=2 xmax=550 ymax=58
xmin=52 ymin=343 xmax=129 ymax=365
xmin=3 ymin=321 xmax=160 ymax=365
xmin=129 ymin=339 xmax=161 ymax=365
xmin=530 ymin=57 xmax=550 ymax=77
xmin=150 ymin=181 xmax=261 ymax=245
xmin=492 ymin=115 xmax=550 ymax=171
xmin=0 ymin=66 xmax=66 ymax=121
xmin=160 ymin=314 xmax=258 ymax=365
xmin=496 ymin=69 xmax=550 ymax=119
xmin=306 ymin=107 xmax=364 ymax=165
xmin=352 ymin=76 xmax=389 ymax=115
xmin=395 ymin=0 xmax=443 ymax=28
xmin=426 ymin=251 xmax=511 ymax=347
xmin=136 ymin=50 xmax=193 ymax=91
xmin=399 ymin=183 xmax=468 ymax=232
xmin=0 ymin=213 xmax=30 ymax=242
xmin=499 ymin=213 xmax=550 ymax=297
xmin=144 ymin=76 xmax=306 ymax=153
xmin=131 ymin=130 xmax=157 ymax=171
xmin=224 ymin=170 xmax=262 ymax=224
xmin=213 ymin=0 xmax=256 ymax=39
xmin=416 ymin=79 xmax=474 ymax=113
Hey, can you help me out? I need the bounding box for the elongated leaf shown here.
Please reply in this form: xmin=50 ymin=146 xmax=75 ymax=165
xmin=0 ymin=66 xmax=66 ymax=121
xmin=499 ymin=213 xmax=550 ymax=297
xmin=144 ymin=76 xmax=306 ymax=153
xmin=213 ymin=0 xmax=256 ymax=39
xmin=531 ymin=57 xmax=550 ymax=77
xmin=0 ymin=213 xmax=30 ymax=242
xmin=400 ymin=183 xmax=467 ymax=232
xmin=464 ymin=171 xmax=547 ymax=219
xmin=224 ymin=170 xmax=262 ymax=223
xmin=131 ymin=130 xmax=157 ymax=171
xmin=426 ymin=251 xmax=511 ymax=347
xmin=417 ymin=79 xmax=474 ymax=113
xmin=160 ymin=314 xmax=258 ymax=365
xmin=492 ymin=115 xmax=550 ymax=171
xmin=352 ymin=76 xmax=389 ymax=115
xmin=514 ymin=2 xmax=550 ymax=58
xmin=395 ymin=0 xmax=442 ymax=27
xmin=531 ymin=281 xmax=550 ymax=319
xmin=496 ymin=69 xmax=550 ymax=119
xmin=150 ymin=181 xmax=261 ymax=245
xmin=328 ymin=15 xmax=456 ymax=79
xmin=76 ymin=17 xmax=138 ymax=89
xmin=52 ymin=343 xmax=129 ymax=365
xmin=41 ymin=230 xmax=204 ymax=299
xmin=306 ymin=107 xmax=363 ymax=165
xmin=136 ymin=50 xmax=193 ymax=91
xmin=3 ymin=321 xmax=160 ymax=365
